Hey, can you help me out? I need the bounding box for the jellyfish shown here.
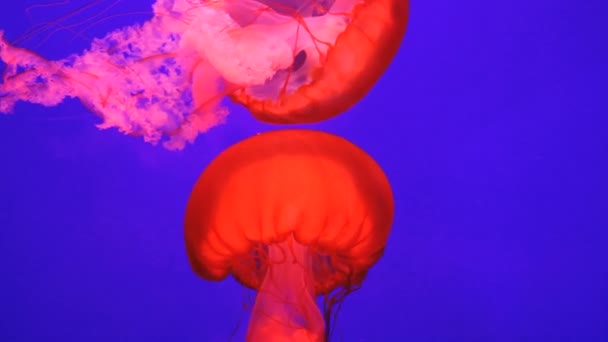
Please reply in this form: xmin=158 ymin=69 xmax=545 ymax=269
xmin=184 ymin=129 xmax=394 ymax=341
xmin=0 ymin=0 xmax=408 ymax=149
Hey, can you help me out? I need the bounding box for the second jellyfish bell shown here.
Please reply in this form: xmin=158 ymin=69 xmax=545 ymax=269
xmin=221 ymin=0 xmax=410 ymax=123
xmin=184 ymin=129 xmax=395 ymax=341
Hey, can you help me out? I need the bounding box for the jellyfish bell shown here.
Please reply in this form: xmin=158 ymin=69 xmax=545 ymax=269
xmin=224 ymin=0 xmax=409 ymax=123
xmin=184 ymin=129 xmax=394 ymax=341
xmin=0 ymin=0 xmax=408 ymax=149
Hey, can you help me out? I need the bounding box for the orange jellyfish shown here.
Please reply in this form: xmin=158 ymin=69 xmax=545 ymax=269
xmin=0 ymin=0 xmax=408 ymax=149
xmin=184 ymin=129 xmax=394 ymax=341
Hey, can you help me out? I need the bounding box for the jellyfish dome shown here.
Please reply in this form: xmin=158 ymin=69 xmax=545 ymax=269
xmin=0 ymin=0 xmax=408 ymax=149
xmin=226 ymin=0 xmax=409 ymax=123
xmin=184 ymin=129 xmax=394 ymax=341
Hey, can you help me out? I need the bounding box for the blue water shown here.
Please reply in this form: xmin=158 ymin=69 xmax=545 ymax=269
xmin=1 ymin=1 xmax=606 ymax=341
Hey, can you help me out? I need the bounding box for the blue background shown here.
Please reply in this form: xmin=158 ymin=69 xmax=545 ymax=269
xmin=1 ymin=0 xmax=607 ymax=341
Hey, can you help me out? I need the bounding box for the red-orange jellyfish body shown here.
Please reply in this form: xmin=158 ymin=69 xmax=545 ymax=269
xmin=184 ymin=129 xmax=394 ymax=341
xmin=226 ymin=0 xmax=410 ymax=123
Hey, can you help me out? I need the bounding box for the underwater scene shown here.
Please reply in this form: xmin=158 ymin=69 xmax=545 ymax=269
xmin=0 ymin=0 xmax=606 ymax=341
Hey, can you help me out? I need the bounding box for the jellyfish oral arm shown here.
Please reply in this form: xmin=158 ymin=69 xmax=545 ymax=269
xmin=247 ymin=236 xmax=324 ymax=342
xmin=182 ymin=6 xmax=294 ymax=87
xmin=0 ymin=32 xmax=74 ymax=113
